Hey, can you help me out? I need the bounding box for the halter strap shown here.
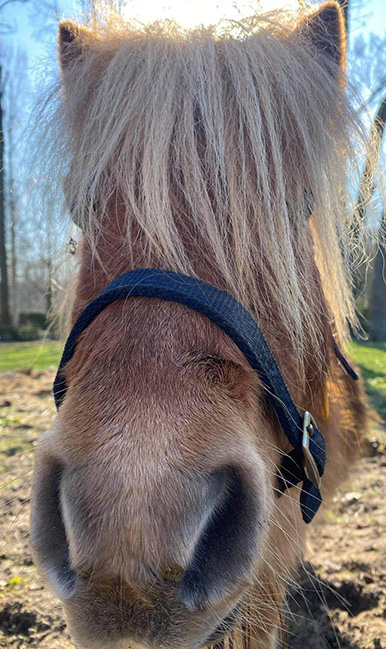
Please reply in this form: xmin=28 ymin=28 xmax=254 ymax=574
xmin=53 ymin=268 xmax=352 ymax=523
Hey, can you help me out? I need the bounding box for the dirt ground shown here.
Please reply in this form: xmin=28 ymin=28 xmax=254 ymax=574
xmin=1 ymin=370 xmax=386 ymax=649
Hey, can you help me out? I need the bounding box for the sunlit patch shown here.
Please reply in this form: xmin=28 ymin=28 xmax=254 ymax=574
xmin=120 ymin=0 xmax=301 ymax=28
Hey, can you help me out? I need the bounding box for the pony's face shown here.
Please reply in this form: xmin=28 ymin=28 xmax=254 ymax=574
xmin=31 ymin=2 xmax=349 ymax=648
xmin=31 ymin=302 xmax=278 ymax=649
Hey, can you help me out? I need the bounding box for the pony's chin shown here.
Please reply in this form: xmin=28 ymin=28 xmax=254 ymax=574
xmin=65 ymin=600 xmax=240 ymax=649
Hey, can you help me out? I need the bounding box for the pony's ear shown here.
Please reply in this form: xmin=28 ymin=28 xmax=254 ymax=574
xmin=298 ymin=1 xmax=347 ymax=80
xmin=58 ymin=21 xmax=91 ymax=69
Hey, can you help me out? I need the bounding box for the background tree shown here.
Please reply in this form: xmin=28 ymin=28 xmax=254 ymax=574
xmin=337 ymin=0 xmax=386 ymax=339
xmin=0 ymin=63 xmax=11 ymax=336
xmin=0 ymin=0 xmax=30 ymax=337
xmin=369 ymin=212 xmax=386 ymax=340
xmin=2 ymin=46 xmax=29 ymax=323
xmin=0 ymin=0 xmax=68 ymax=338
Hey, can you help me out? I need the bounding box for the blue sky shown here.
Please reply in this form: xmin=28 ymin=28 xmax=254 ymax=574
xmin=362 ymin=0 xmax=386 ymax=36
xmin=2 ymin=0 xmax=386 ymax=76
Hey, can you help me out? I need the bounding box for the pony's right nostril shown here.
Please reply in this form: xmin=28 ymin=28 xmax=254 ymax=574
xmin=178 ymin=466 xmax=261 ymax=611
xmin=30 ymin=456 xmax=77 ymax=599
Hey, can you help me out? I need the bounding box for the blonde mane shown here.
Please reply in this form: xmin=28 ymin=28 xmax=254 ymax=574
xmin=42 ymin=7 xmax=370 ymax=383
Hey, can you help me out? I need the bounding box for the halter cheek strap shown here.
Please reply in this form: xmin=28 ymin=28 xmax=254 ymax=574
xmin=53 ymin=268 xmax=358 ymax=523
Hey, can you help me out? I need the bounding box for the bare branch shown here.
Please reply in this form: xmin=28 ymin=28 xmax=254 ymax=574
xmin=0 ymin=23 xmax=14 ymax=33
xmin=364 ymin=79 xmax=386 ymax=109
xmin=0 ymin=0 xmax=30 ymax=10
xmin=0 ymin=0 xmax=31 ymax=34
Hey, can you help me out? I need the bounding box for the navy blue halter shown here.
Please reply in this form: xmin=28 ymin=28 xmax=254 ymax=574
xmin=53 ymin=268 xmax=357 ymax=524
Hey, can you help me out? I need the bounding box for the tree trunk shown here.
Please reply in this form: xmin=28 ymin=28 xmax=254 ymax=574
xmin=8 ymin=142 xmax=17 ymax=322
xmin=46 ymin=255 xmax=52 ymax=318
xmin=10 ymin=194 xmax=17 ymax=321
xmin=362 ymin=97 xmax=386 ymax=340
xmin=352 ymin=95 xmax=386 ymax=300
xmin=0 ymin=64 xmax=12 ymax=337
xmin=369 ymin=215 xmax=386 ymax=341
xmin=368 ymin=249 xmax=386 ymax=341
xmin=356 ymin=97 xmax=386 ymax=228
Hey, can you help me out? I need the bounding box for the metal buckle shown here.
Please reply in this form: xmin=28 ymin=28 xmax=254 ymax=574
xmin=302 ymin=411 xmax=321 ymax=489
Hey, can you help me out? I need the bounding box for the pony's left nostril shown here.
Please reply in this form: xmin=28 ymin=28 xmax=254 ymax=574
xmin=178 ymin=466 xmax=261 ymax=611
xmin=30 ymin=455 xmax=77 ymax=599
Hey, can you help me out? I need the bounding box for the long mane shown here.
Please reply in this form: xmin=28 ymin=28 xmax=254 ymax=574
xmin=43 ymin=8 xmax=370 ymax=383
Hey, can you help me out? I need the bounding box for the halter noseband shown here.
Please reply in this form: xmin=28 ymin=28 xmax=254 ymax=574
xmin=53 ymin=268 xmax=358 ymax=524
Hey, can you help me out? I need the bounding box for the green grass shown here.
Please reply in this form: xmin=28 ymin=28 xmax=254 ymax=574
xmin=0 ymin=341 xmax=63 ymax=372
xmin=349 ymin=341 xmax=386 ymax=424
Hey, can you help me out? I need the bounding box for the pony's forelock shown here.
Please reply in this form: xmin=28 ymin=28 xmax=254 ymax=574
xmin=38 ymin=5 xmax=374 ymax=384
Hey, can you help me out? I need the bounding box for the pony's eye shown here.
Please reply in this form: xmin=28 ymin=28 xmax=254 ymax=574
xmin=67 ymin=184 xmax=99 ymax=228
xmin=194 ymin=354 xmax=256 ymax=405
xmin=200 ymin=355 xmax=226 ymax=367
xmin=199 ymin=355 xmax=229 ymax=382
xmin=69 ymin=198 xmax=82 ymax=227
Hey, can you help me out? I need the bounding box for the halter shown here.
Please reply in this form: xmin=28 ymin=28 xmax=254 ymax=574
xmin=53 ymin=268 xmax=358 ymax=523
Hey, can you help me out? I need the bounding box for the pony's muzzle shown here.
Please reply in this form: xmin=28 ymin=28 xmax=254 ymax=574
xmin=30 ymin=429 xmax=268 ymax=648
xmin=31 ymin=453 xmax=260 ymax=602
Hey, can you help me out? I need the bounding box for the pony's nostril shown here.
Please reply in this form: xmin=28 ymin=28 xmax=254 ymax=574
xmin=30 ymin=456 xmax=77 ymax=599
xmin=178 ymin=466 xmax=261 ymax=611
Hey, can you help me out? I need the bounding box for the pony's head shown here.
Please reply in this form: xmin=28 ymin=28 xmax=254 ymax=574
xmin=31 ymin=3 xmax=362 ymax=648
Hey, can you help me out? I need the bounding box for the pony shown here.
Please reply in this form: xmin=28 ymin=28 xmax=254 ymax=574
xmin=30 ymin=3 xmax=369 ymax=648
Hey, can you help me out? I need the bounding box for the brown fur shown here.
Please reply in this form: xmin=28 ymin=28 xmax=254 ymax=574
xmin=31 ymin=3 xmax=371 ymax=649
